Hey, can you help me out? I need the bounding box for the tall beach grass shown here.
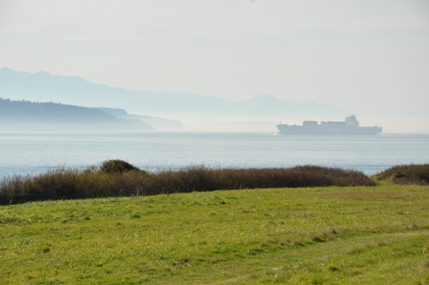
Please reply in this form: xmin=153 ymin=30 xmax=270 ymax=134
xmin=0 ymin=160 xmax=376 ymax=204
xmin=372 ymin=164 xmax=429 ymax=185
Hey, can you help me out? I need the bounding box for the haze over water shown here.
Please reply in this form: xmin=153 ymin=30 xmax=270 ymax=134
xmin=1 ymin=1 xmax=428 ymax=177
xmin=1 ymin=131 xmax=428 ymax=179
xmin=1 ymin=1 xmax=429 ymax=131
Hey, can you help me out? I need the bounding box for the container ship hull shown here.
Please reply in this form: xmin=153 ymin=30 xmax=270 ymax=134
xmin=276 ymin=116 xmax=382 ymax=135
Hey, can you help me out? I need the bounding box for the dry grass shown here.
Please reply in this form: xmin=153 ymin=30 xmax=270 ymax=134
xmin=372 ymin=164 xmax=429 ymax=185
xmin=0 ymin=163 xmax=375 ymax=205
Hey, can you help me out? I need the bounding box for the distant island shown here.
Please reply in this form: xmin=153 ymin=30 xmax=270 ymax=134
xmin=0 ymin=98 xmax=181 ymax=131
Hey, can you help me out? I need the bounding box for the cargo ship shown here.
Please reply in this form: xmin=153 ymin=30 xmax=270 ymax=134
xmin=276 ymin=115 xmax=382 ymax=135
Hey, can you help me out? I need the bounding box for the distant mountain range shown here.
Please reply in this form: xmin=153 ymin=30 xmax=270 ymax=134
xmin=3 ymin=67 xmax=429 ymax=133
xmin=0 ymin=67 xmax=349 ymax=126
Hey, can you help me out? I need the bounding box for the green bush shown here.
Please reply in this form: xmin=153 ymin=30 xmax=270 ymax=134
xmin=100 ymin=159 xmax=144 ymax=174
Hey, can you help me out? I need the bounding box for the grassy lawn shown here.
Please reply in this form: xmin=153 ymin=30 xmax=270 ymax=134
xmin=1 ymin=185 xmax=429 ymax=284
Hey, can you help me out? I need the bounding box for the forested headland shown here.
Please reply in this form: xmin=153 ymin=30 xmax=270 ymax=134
xmin=0 ymin=98 xmax=153 ymax=131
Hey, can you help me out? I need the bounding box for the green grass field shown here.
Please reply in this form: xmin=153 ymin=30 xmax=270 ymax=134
xmin=1 ymin=185 xmax=429 ymax=284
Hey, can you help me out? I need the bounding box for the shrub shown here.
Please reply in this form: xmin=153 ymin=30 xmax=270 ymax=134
xmin=100 ymin=159 xmax=143 ymax=174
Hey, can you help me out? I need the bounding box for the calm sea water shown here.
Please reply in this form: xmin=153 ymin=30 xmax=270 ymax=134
xmin=1 ymin=131 xmax=428 ymax=178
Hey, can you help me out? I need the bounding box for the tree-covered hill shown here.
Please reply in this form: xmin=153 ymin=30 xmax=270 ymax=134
xmin=0 ymin=98 xmax=154 ymax=131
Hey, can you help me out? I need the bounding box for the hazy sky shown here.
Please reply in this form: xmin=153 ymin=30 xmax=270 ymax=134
xmin=1 ymin=0 xmax=429 ymax=114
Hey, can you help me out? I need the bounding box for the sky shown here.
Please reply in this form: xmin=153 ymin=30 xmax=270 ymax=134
xmin=1 ymin=0 xmax=429 ymax=115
